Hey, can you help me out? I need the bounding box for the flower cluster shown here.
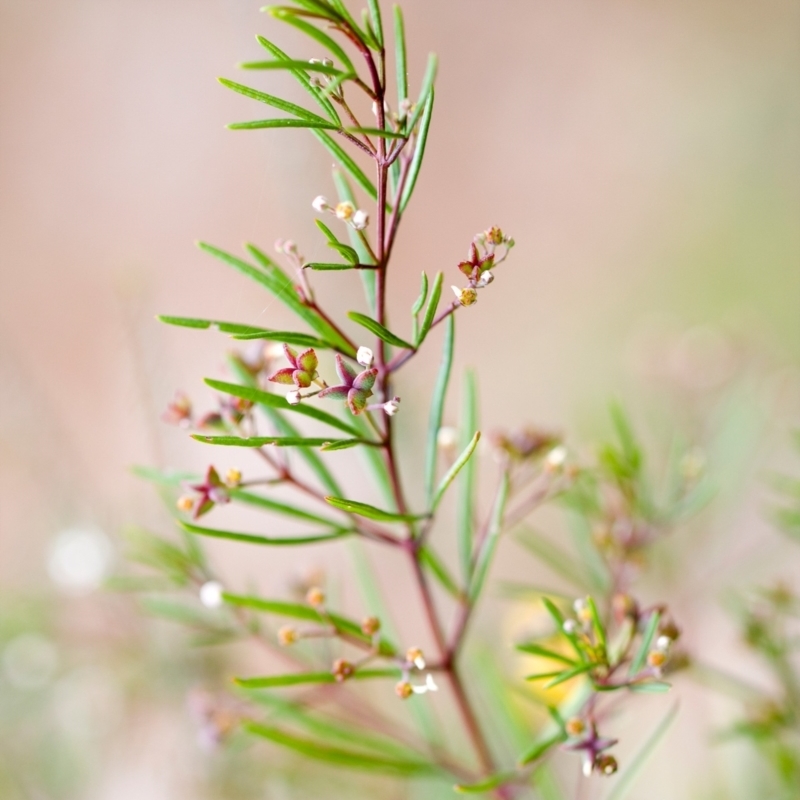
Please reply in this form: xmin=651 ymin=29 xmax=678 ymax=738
xmin=451 ymin=226 xmax=515 ymax=306
xmin=312 ymin=196 xmax=369 ymax=231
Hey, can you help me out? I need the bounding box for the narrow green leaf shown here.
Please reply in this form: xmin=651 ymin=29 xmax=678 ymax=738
xmin=406 ymin=53 xmax=437 ymax=132
xmin=411 ymin=271 xmax=428 ymax=316
xmin=393 ymin=5 xmax=408 ymax=104
xmin=366 ymin=0 xmax=383 ymax=47
xmin=331 ymin=167 xmax=376 ymax=313
xmin=266 ymin=0 xmax=342 ymax=21
xmin=218 ymin=78 xmax=332 ymax=123
xmin=158 ymin=315 xmax=332 ymax=349
xmin=228 ymin=487 xmax=341 ymax=527
xmin=328 ymin=0 xmax=372 ymax=49
xmin=518 ymin=732 xmax=566 ymax=767
xmin=347 ymin=311 xmax=414 ymax=349
xmin=629 ymin=611 xmax=660 ymax=676
xmin=419 ymin=545 xmax=462 ymax=600
xmin=230 ymin=331 xmax=333 ymax=347
xmin=432 ymin=431 xmax=480 ymax=512
xmin=416 ymin=271 xmax=443 ymax=347
xmin=541 ymin=596 xmax=586 ymax=661
xmin=399 ymin=88 xmax=434 ymax=212
xmin=238 ymin=58 xmax=346 ymax=76
xmin=345 ymin=126 xmax=404 ymax=139
xmin=191 ymin=434 xmax=367 ymax=448
xmin=455 ymin=772 xmax=518 ymax=794
xmin=469 ymin=471 xmax=510 ymax=603
xmin=586 ymin=595 xmax=607 ymax=652
xmin=543 ymin=662 xmax=595 ymax=689
xmin=268 ymin=10 xmax=356 ymax=73
xmin=457 ymin=370 xmax=479 ymax=580
xmin=325 ymin=496 xmax=426 ymax=522
xmin=254 ymin=36 xmax=340 ymax=124
xmin=628 ymin=681 xmax=671 ymax=694
xmin=181 ymin=520 xmax=350 ymax=547
xmin=424 ymin=310 xmax=454 ymax=503
xmin=315 ymin=219 xmax=359 ymax=264
xmin=227 ymin=119 xmax=338 ymax=130
xmin=606 ymin=704 xmax=678 ymax=800
xmin=305 ymin=261 xmax=361 ymax=271
xmin=223 ymin=592 xmax=396 ymax=655
xmin=197 ymin=242 xmax=354 ymax=356
xmin=236 ymin=667 xmax=399 ymax=688
xmin=320 ymin=438 xmax=372 ymax=451
xmin=242 ymin=723 xmax=435 ymax=774
xmin=312 ymin=129 xmax=378 ymax=200
xmin=515 ymin=643 xmax=575 ymax=666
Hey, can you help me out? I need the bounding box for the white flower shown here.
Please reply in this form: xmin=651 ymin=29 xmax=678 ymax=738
xmin=437 ymin=426 xmax=458 ymax=450
xmin=351 ymin=209 xmax=369 ymax=230
xmin=383 ymin=397 xmax=400 ymax=416
xmin=545 ymin=445 xmax=568 ymax=469
xmin=335 ymin=201 xmax=355 ymax=221
xmin=312 ymin=195 xmax=329 ymax=213
xmin=200 ymin=580 xmax=224 ymax=609
xmin=412 ymin=674 xmax=439 ymax=694
xmin=655 ymin=635 xmax=672 ymax=652
xmin=356 ymin=346 xmax=374 ymax=367
xmin=562 ymin=619 xmax=578 ymax=634
xmin=477 ymin=270 xmax=494 ymax=288
xmin=286 ymin=390 xmax=302 ymax=406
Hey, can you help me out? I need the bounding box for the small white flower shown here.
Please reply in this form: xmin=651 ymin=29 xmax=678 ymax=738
xmin=477 ymin=270 xmax=494 ymax=287
xmin=573 ymin=598 xmax=587 ymax=615
xmin=283 ymin=240 xmax=298 ymax=255
xmin=545 ymin=445 xmax=568 ymax=469
xmin=286 ymin=390 xmax=302 ymax=406
xmin=356 ymin=346 xmax=374 ymax=367
xmin=312 ymin=195 xmax=329 ymax=213
xmin=562 ymin=619 xmax=578 ymax=634
xmin=335 ymin=201 xmax=355 ymax=221
xmin=655 ymin=635 xmax=672 ymax=652
xmin=200 ymin=580 xmax=224 ymax=609
xmin=437 ymin=426 xmax=458 ymax=450
xmin=412 ymin=674 xmax=439 ymax=694
xmin=383 ymin=398 xmax=400 ymax=416
xmin=351 ymin=209 xmax=369 ymax=230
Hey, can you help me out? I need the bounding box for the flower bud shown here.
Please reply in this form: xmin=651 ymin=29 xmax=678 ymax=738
xmin=395 ymin=680 xmax=413 ymax=699
xmin=383 ymin=397 xmax=400 ymax=416
xmin=177 ymin=495 xmax=194 ymax=512
xmin=565 ymin=717 xmax=585 ymax=737
xmin=278 ymin=625 xmax=298 ymax=646
xmin=357 ymin=346 xmax=374 ymax=367
xmin=596 ymin=754 xmax=618 ymax=776
xmin=437 ymin=426 xmax=458 ymax=451
xmin=476 ymin=270 xmax=494 ymax=288
xmin=361 ymin=616 xmax=381 ymax=636
xmin=199 ymin=580 xmax=224 ymax=609
xmin=544 ymin=445 xmax=568 ymax=472
xmin=225 ymin=468 xmax=242 ymax=487
xmin=306 ymin=586 xmax=325 ymax=607
xmin=406 ymin=647 xmax=425 ymax=669
xmin=332 ymin=658 xmax=354 ymax=682
xmin=451 ymin=286 xmax=478 ymax=306
xmin=485 ymin=226 xmax=504 ymax=246
xmin=335 ymin=201 xmax=355 ymax=221
xmin=647 ymin=649 xmax=667 ymax=669
xmin=562 ymin=619 xmax=578 ymax=634
xmin=286 ymin=390 xmax=302 ymax=406
xmin=351 ymin=209 xmax=369 ymax=230
xmin=312 ymin=195 xmax=329 ymax=213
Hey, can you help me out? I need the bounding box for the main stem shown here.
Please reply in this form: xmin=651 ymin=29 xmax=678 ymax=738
xmin=363 ymin=46 xmax=502 ymax=791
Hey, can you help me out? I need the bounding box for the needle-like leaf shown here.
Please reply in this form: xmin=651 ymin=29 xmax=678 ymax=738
xmin=235 ymin=668 xmax=400 ymax=689
xmin=181 ymin=520 xmax=351 ymax=547
xmin=218 ymin=78 xmax=333 ymax=123
xmin=325 ymin=496 xmax=427 ymax=522
xmin=424 ymin=311 xmax=454 ymax=503
xmin=432 ymin=431 xmax=480 ymax=512
xmin=158 ymin=315 xmax=331 ymax=348
xmin=415 ymin=270 xmax=443 ymax=347
xmin=629 ymin=610 xmax=661 ymax=677
xmin=267 ymin=9 xmax=356 ymax=73
xmin=469 ymin=471 xmax=510 ymax=603
xmin=399 ymin=88 xmax=434 ymax=212
xmin=227 ymin=119 xmax=339 ymax=130
xmin=457 ymin=370 xmax=479 ymax=580
xmin=191 ymin=434 xmax=370 ymax=448
xmin=347 ymin=311 xmax=414 ymax=349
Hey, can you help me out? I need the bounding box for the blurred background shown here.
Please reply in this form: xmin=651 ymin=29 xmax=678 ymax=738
xmin=1 ymin=0 xmax=798 ymax=798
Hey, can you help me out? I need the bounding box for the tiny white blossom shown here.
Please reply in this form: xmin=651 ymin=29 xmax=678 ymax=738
xmin=384 ymin=398 xmax=400 ymax=416
xmin=312 ymin=195 xmax=329 ymax=213
xmin=562 ymin=619 xmax=578 ymax=634
xmin=412 ymin=674 xmax=439 ymax=694
xmin=545 ymin=445 xmax=568 ymax=469
xmin=286 ymin=390 xmax=302 ymax=406
xmin=573 ymin=598 xmax=587 ymax=614
xmin=335 ymin=201 xmax=355 ymax=221
xmin=357 ymin=346 xmax=374 ymax=367
xmin=655 ymin=635 xmax=672 ymax=652
xmin=351 ymin=209 xmax=369 ymax=230
xmin=200 ymin=580 xmax=224 ymax=609
xmin=477 ymin=270 xmax=494 ymax=287
xmin=437 ymin=426 xmax=458 ymax=450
